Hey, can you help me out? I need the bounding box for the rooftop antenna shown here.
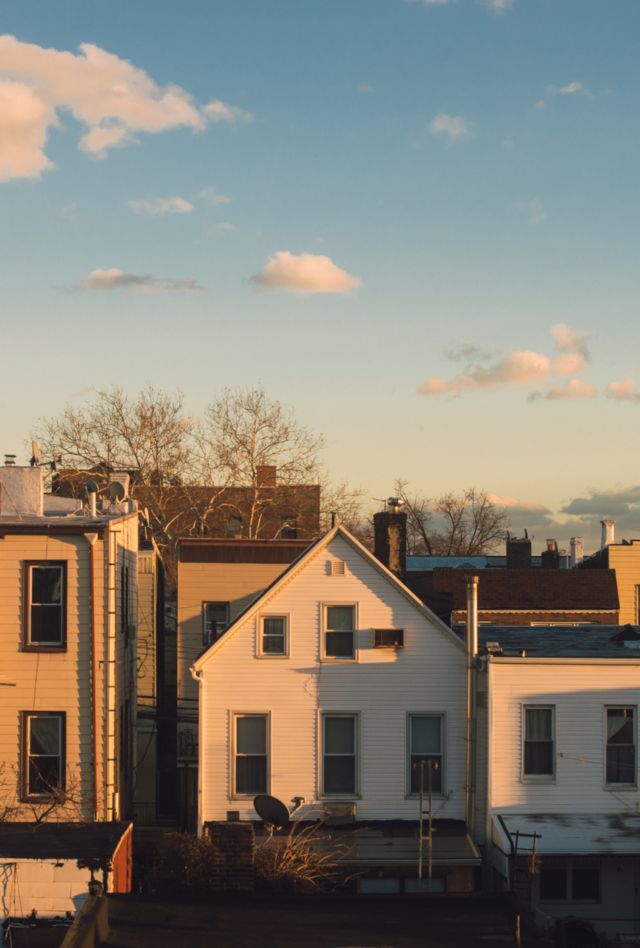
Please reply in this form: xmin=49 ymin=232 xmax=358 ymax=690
xmin=30 ymin=441 xmax=42 ymax=468
xmin=253 ymin=794 xmax=291 ymax=837
xmin=85 ymin=476 xmax=99 ymax=517
xmin=108 ymin=481 xmax=125 ymax=504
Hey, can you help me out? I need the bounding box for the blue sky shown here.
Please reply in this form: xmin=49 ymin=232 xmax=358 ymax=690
xmin=2 ymin=0 xmax=640 ymax=549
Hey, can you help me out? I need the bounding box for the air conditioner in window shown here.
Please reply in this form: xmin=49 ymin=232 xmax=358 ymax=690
xmin=323 ymin=801 xmax=357 ymax=825
xmin=373 ymin=628 xmax=404 ymax=648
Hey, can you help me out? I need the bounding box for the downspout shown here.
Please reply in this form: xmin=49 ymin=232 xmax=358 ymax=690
xmin=465 ymin=575 xmax=479 ymax=837
xmin=190 ymin=665 xmax=204 ymax=836
xmin=85 ymin=532 xmax=99 ymax=821
xmin=105 ymin=526 xmax=118 ymax=820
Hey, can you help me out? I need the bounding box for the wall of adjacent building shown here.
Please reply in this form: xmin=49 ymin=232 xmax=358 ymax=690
xmin=608 ymin=541 xmax=640 ymax=625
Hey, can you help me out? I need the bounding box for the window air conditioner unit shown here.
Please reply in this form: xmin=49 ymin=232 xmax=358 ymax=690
xmin=373 ymin=628 xmax=404 ymax=648
xmin=323 ymin=801 xmax=357 ymax=825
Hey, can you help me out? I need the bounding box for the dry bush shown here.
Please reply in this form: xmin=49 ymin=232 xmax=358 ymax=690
xmin=255 ymin=821 xmax=355 ymax=894
xmin=151 ymin=833 xmax=220 ymax=894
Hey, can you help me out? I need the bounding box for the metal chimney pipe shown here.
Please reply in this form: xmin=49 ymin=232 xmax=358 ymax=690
xmin=570 ymin=537 xmax=584 ymax=568
xmin=601 ymin=520 xmax=615 ymax=550
xmin=466 ymin=575 xmax=479 ymax=659
xmin=88 ymin=489 xmax=97 ymax=518
xmin=465 ymin=575 xmax=479 ymax=837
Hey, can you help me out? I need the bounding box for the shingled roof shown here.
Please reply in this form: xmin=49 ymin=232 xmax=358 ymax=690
xmin=406 ymin=568 xmax=620 ymax=612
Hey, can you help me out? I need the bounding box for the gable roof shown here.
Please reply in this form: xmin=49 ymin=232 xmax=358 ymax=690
xmin=192 ymin=524 xmax=465 ymax=671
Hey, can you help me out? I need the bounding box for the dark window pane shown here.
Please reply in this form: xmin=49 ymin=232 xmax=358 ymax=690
xmin=607 ymin=708 xmax=634 ymax=744
xmin=263 ymin=635 xmax=285 ymax=654
xmin=572 ymin=862 xmax=599 ymax=901
xmin=525 ymin=708 xmax=552 ymax=742
xmin=29 ymin=717 xmax=60 ymax=755
xmin=324 ymin=756 xmax=355 ymax=794
xmin=263 ymin=617 xmax=285 ymax=637
xmin=607 ymin=745 xmax=635 ymax=783
xmin=410 ymin=755 xmax=442 ymax=794
xmin=326 ymin=606 xmax=354 ymax=631
xmin=326 ymin=631 xmax=353 ymax=657
xmin=237 ymin=716 xmax=266 ymax=754
xmin=30 ymin=605 xmax=63 ymax=643
xmin=325 ymin=717 xmax=354 ymax=754
xmin=29 ymin=757 xmax=61 ymax=794
xmin=524 ymin=742 xmax=554 ymax=776
xmin=411 ymin=717 xmax=441 ymax=755
xmin=540 ymin=859 xmax=567 ymax=900
xmin=31 ymin=567 xmax=62 ymax=605
xmin=236 ymin=756 xmax=266 ymax=794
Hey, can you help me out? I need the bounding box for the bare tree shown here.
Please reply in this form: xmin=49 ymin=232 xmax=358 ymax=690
xmin=395 ymin=482 xmax=508 ymax=556
xmin=0 ymin=763 xmax=86 ymax=823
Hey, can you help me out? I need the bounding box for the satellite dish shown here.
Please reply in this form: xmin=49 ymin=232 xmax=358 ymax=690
xmin=108 ymin=481 xmax=125 ymax=503
xmin=85 ymin=476 xmax=99 ymax=494
xmin=30 ymin=441 xmax=42 ymax=468
xmin=253 ymin=794 xmax=290 ymax=832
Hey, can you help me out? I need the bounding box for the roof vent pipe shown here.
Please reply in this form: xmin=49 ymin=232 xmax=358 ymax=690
xmin=4 ymin=455 xmax=16 ymax=466
xmin=570 ymin=537 xmax=584 ymax=568
xmin=601 ymin=519 xmax=615 ymax=550
xmin=466 ymin=575 xmax=479 ymax=659
xmin=465 ymin=575 xmax=479 ymax=837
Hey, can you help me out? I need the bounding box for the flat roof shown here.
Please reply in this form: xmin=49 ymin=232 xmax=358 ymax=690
xmin=497 ymin=813 xmax=640 ymax=855
xmin=0 ymin=822 xmax=131 ymax=859
xmin=480 ymin=624 xmax=640 ymax=658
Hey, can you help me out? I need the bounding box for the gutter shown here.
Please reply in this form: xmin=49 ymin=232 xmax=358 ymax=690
xmin=86 ymin=533 xmax=99 ymax=820
xmin=190 ymin=665 xmax=204 ymax=835
xmin=105 ymin=526 xmax=118 ymax=820
xmin=464 ymin=576 xmax=478 ymax=838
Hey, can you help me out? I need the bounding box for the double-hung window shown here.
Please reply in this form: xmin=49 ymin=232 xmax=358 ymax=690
xmin=322 ymin=714 xmax=357 ymax=795
xmin=24 ymin=562 xmax=66 ymax=648
xmin=22 ymin=712 xmax=65 ymax=798
xmin=323 ymin=605 xmax=356 ymax=659
xmin=523 ymin=706 xmax=555 ymax=778
xmin=259 ymin=616 xmax=288 ymax=656
xmin=203 ymin=602 xmax=230 ymax=646
xmin=234 ymin=714 xmax=268 ymax=796
xmin=540 ymin=857 xmax=600 ymax=902
xmin=408 ymin=715 xmax=443 ymax=795
xmin=606 ymin=707 xmax=636 ymax=785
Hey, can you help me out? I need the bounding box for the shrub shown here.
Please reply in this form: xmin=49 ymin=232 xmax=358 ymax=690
xmin=255 ymin=821 xmax=354 ymax=894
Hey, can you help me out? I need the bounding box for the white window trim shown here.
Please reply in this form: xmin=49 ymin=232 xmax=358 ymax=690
xmin=24 ymin=712 xmax=64 ymax=799
xmin=26 ymin=563 xmax=66 ymax=648
xmin=257 ymin=614 xmax=290 ymax=659
xmin=321 ymin=603 xmax=358 ymax=662
xmin=230 ymin=711 xmax=270 ymax=800
xmin=604 ymin=705 xmax=637 ymax=789
xmin=406 ymin=712 xmax=446 ymax=799
xmin=202 ymin=601 xmax=230 ymax=647
xmin=319 ymin=711 xmax=360 ymax=799
xmin=521 ymin=704 xmax=556 ymax=784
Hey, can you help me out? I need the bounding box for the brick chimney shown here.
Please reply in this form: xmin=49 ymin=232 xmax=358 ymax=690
xmin=0 ymin=462 xmax=44 ymax=517
xmin=570 ymin=537 xmax=584 ymax=568
xmin=601 ymin=519 xmax=615 ymax=550
xmin=256 ymin=465 xmax=277 ymax=488
xmin=373 ymin=498 xmax=407 ymax=578
xmin=506 ymin=535 xmax=532 ymax=569
xmin=540 ymin=539 xmax=560 ymax=569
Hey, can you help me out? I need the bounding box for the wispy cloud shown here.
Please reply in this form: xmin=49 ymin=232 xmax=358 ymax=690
xmin=0 ymin=34 xmax=254 ymax=181
xmin=480 ymin=0 xmax=513 ymax=11
xmin=515 ymin=197 xmax=546 ymax=225
xmin=250 ymin=251 xmax=361 ymax=295
xmin=536 ymin=80 xmax=592 ymax=111
xmin=79 ymin=267 xmax=203 ymax=294
xmin=419 ymin=325 xmax=591 ymax=399
xmin=357 ymin=82 xmax=374 ymax=94
xmin=198 ymin=186 xmax=231 ymax=207
xmin=428 ymin=112 xmax=474 ymax=143
xmin=607 ymin=379 xmax=640 ymax=404
xmin=128 ymin=196 xmax=194 ymax=216
xmin=216 ymin=221 xmax=236 ymax=233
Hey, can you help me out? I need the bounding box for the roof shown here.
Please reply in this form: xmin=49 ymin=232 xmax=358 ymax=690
xmin=406 ymin=568 xmax=619 ymax=612
xmin=193 ymin=524 xmax=465 ymax=670
xmin=406 ymin=555 xmax=567 ymax=570
xmin=496 ymin=813 xmax=640 ymax=855
xmin=0 ymin=821 xmax=131 ymax=860
xmin=179 ymin=538 xmax=312 ymax=564
xmin=480 ymin=624 xmax=640 ymax=658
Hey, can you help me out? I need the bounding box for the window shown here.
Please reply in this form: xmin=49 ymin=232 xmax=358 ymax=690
xmin=606 ymin=707 xmax=636 ymax=785
xmin=24 ymin=562 xmax=66 ymax=648
xmin=234 ymin=714 xmax=268 ymax=796
xmin=259 ymin=616 xmax=288 ymax=656
xmin=408 ymin=715 xmax=443 ymax=795
xmin=374 ymin=628 xmax=404 ymax=648
xmin=540 ymin=857 xmax=599 ymax=902
xmin=323 ymin=715 xmax=357 ymax=795
xmin=281 ymin=516 xmax=298 ymax=540
xmin=324 ymin=605 xmax=356 ymax=659
xmin=203 ymin=602 xmax=230 ymax=646
xmin=523 ymin=706 xmax=555 ymax=778
xmin=227 ymin=515 xmax=243 ymax=538
xmin=22 ymin=712 xmax=65 ymax=798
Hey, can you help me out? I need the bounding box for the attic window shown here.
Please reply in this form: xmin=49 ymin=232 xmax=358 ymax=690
xmin=374 ymin=628 xmax=404 ymax=648
xmin=330 ymin=560 xmax=346 ymax=576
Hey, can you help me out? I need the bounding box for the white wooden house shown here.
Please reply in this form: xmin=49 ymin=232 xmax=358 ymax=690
xmin=192 ymin=524 xmax=480 ymax=892
xmin=483 ymin=627 xmax=640 ymax=939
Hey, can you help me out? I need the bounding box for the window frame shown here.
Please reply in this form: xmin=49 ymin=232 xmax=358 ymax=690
xmin=20 ymin=711 xmax=66 ymax=801
xmin=257 ymin=614 xmax=290 ymax=658
xmin=231 ymin=712 xmax=270 ymax=799
xmin=406 ymin=713 xmax=446 ymax=798
xmin=321 ymin=603 xmax=358 ymax=661
xmin=23 ymin=561 xmax=68 ymax=651
xmin=202 ymin=601 xmax=230 ymax=647
xmin=539 ymin=856 xmax=601 ymax=904
xmin=522 ymin=704 xmax=556 ymax=783
xmin=320 ymin=712 xmax=360 ymax=798
xmin=604 ymin=705 xmax=637 ymax=788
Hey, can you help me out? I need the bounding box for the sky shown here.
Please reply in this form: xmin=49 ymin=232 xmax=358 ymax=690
xmin=1 ymin=0 xmax=639 ymax=552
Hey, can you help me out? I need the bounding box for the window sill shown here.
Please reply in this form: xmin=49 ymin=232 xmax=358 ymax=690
xmin=405 ymin=792 xmax=446 ymax=801
xmin=320 ymin=657 xmax=357 ymax=663
xmin=320 ymin=794 xmax=360 ymax=801
xmin=521 ymin=776 xmax=556 ymax=784
xmin=21 ymin=644 xmax=67 ymax=653
xmin=257 ymin=654 xmax=289 ymax=660
xmin=604 ymin=783 xmax=637 ymax=791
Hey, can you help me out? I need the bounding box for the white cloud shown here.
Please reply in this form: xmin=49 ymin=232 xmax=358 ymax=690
xmin=79 ymin=267 xmax=203 ymax=293
xmin=428 ymin=113 xmax=474 ymax=143
xmin=536 ymin=80 xmax=592 ymax=111
xmin=515 ymin=197 xmax=546 ymax=225
xmin=420 ymin=324 xmax=592 ymax=398
xmin=0 ymin=34 xmax=253 ymax=181
xmin=128 ymin=196 xmax=194 ymax=216
xmin=481 ymin=0 xmax=513 ymax=11
xmin=250 ymin=251 xmax=361 ymax=295
xmin=502 ymin=136 xmax=515 ymax=149
xmin=198 ymin=186 xmax=231 ymax=206
xmin=357 ymin=82 xmax=374 ymax=94
xmin=607 ymin=379 xmax=640 ymax=404
xmin=216 ymin=221 xmax=236 ymax=232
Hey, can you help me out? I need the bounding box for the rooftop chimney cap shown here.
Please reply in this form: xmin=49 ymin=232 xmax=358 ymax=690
xmin=4 ymin=454 xmax=16 ymax=466
xmin=387 ymin=497 xmax=405 ymax=513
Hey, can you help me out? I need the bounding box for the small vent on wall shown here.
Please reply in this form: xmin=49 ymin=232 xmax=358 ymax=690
xmin=329 ymin=560 xmax=346 ymax=576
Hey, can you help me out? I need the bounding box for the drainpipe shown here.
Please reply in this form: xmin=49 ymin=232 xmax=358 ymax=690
xmin=190 ymin=666 xmax=204 ymax=835
xmin=465 ymin=576 xmax=479 ymax=837
xmin=85 ymin=532 xmax=99 ymax=821
xmin=105 ymin=526 xmax=118 ymax=820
